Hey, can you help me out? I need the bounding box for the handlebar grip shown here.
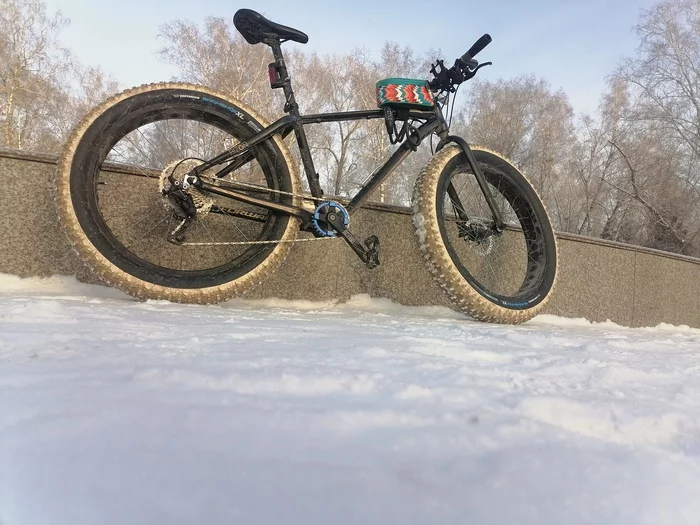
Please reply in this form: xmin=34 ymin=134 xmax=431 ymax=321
xmin=460 ymin=34 xmax=492 ymax=63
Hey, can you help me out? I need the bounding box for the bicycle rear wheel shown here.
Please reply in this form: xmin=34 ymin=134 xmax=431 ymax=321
xmin=55 ymin=83 xmax=301 ymax=303
xmin=412 ymin=145 xmax=558 ymax=324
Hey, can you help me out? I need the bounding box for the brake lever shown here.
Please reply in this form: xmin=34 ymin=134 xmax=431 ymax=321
xmin=463 ymin=61 xmax=492 ymax=81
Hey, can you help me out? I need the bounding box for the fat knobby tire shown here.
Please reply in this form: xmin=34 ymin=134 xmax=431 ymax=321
xmin=54 ymin=83 xmax=301 ymax=304
xmin=412 ymin=145 xmax=559 ymax=324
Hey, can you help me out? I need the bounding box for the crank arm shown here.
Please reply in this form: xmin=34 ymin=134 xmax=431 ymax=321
xmin=336 ymin=228 xmax=370 ymax=263
xmin=197 ymin=180 xmax=312 ymax=221
xmin=327 ymin=214 xmax=380 ymax=268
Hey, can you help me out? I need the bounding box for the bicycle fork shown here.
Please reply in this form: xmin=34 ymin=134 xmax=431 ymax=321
xmin=437 ymin=135 xmax=505 ymax=232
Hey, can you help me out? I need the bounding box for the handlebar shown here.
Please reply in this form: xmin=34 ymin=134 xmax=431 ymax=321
xmin=460 ymin=34 xmax=492 ymax=65
xmin=463 ymin=58 xmax=479 ymax=69
xmin=428 ymin=34 xmax=493 ymax=93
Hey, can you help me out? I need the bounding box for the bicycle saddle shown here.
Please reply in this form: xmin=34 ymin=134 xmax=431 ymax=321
xmin=233 ymin=9 xmax=309 ymax=45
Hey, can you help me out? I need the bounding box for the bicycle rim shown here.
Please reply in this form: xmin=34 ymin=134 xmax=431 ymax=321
xmin=436 ymin=157 xmax=550 ymax=308
xmin=70 ymin=97 xmax=292 ymax=288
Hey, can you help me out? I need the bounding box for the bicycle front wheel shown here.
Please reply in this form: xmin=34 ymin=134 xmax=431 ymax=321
xmin=55 ymin=83 xmax=301 ymax=304
xmin=412 ymin=145 xmax=558 ymax=324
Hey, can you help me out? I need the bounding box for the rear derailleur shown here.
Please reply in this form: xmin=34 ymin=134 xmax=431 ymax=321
xmin=309 ymin=201 xmax=380 ymax=269
xmin=162 ymin=175 xmax=197 ymax=244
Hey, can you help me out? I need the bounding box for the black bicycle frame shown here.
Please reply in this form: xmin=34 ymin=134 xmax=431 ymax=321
xmin=193 ymin=40 xmax=503 ymax=226
xmin=197 ymin=110 xmax=442 ymax=215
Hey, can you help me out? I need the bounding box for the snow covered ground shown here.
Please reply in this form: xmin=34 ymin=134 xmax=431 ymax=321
xmin=1 ymin=274 xmax=700 ymax=525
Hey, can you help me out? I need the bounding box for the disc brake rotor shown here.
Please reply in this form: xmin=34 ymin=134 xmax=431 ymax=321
xmin=462 ymin=218 xmax=495 ymax=256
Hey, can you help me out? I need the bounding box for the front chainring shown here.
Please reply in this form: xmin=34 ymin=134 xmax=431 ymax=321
xmin=312 ymin=200 xmax=349 ymax=237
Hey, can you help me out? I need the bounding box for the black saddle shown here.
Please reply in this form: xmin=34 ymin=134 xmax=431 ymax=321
xmin=233 ymin=9 xmax=308 ymax=46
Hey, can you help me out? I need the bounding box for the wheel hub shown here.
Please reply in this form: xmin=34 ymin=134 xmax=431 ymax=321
xmin=458 ymin=218 xmax=495 ymax=255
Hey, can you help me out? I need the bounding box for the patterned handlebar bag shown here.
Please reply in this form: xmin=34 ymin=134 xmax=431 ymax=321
xmin=375 ymin=78 xmax=435 ymax=109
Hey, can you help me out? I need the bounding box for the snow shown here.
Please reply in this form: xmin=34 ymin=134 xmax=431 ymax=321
xmin=1 ymin=274 xmax=700 ymax=525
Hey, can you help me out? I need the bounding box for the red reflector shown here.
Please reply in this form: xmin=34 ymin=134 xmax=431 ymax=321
xmin=268 ymin=67 xmax=276 ymax=85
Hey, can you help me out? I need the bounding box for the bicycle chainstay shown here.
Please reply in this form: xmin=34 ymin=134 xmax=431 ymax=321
xmin=179 ymin=177 xmax=339 ymax=246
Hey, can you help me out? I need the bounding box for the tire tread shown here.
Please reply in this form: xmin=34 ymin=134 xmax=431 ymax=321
xmin=412 ymin=145 xmax=559 ymax=324
xmin=54 ymin=82 xmax=301 ymax=304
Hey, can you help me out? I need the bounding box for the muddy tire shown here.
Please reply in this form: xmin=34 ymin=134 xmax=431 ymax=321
xmin=412 ymin=145 xmax=558 ymax=324
xmin=55 ymin=83 xmax=301 ymax=304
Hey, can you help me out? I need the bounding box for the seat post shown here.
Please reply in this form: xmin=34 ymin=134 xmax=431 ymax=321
xmin=268 ymin=41 xmax=323 ymax=198
xmin=269 ymin=41 xmax=298 ymax=113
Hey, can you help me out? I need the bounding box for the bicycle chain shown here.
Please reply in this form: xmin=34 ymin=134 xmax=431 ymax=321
xmin=204 ymin=177 xmax=319 ymax=202
xmin=180 ymin=177 xmax=339 ymax=246
xmin=181 ymin=237 xmax=337 ymax=246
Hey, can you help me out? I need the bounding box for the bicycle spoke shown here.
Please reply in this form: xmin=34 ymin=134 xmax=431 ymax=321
xmin=156 ymin=120 xmax=182 ymax=159
xmin=124 ymin=212 xmax=171 ymax=249
xmin=439 ymin=164 xmax=545 ymax=298
xmin=108 ymin=148 xmax=162 ymax=180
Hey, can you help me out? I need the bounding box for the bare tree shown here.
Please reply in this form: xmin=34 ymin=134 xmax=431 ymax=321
xmin=0 ymin=0 xmax=68 ymax=148
xmin=353 ymin=43 xmax=438 ymax=205
xmin=0 ymin=0 xmax=118 ymax=153
xmin=564 ymin=79 xmax=636 ymax=240
xmin=149 ymin=5 xmax=700 ymax=255
xmin=459 ymin=75 xmax=577 ymax=229
xmin=158 ymin=17 xmax=280 ymax=120
xmin=40 ymin=64 xmax=119 ymax=152
xmin=612 ymin=0 xmax=700 ymax=254
xmin=292 ymin=49 xmax=377 ymax=196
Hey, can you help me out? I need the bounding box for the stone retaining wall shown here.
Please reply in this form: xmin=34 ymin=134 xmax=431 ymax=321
xmin=2 ymin=148 xmax=698 ymax=328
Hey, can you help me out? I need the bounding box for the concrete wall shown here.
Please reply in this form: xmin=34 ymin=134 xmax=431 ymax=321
xmin=1 ymin=148 xmax=699 ymax=328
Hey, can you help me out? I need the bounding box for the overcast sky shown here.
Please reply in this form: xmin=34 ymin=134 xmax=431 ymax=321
xmin=43 ymin=0 xmax=659 ymax=115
